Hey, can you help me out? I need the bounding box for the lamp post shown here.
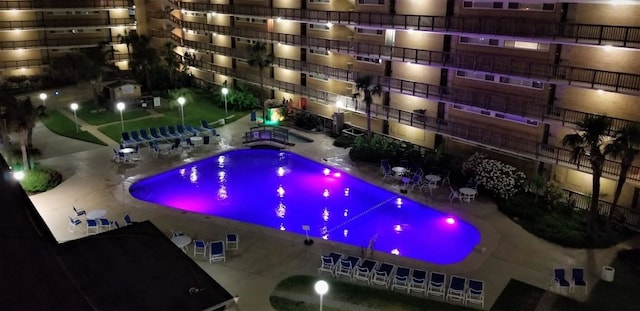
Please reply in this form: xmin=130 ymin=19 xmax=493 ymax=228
xmin=116 ymin=102 xmax=125 ymax=132
xmin=70 ymin=103 xmax=79 ymax=133
xmin=314 ymin=280 xmax=329 ymax=311
xmin=39 ymin=93 xmax=47 ymax=106
xmin=178 ymin=96 xmax=185 ymax=127
xmin=221 ymin=87 xmax=229 ymax=116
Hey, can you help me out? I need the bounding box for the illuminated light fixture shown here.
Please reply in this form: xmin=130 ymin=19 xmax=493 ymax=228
xmin=182 ymin=27 xmax=186 ymax=31
xmin=391 ymin=248 xmax=400 ymax=256
xmin=396 ymin=198 xmax=403 ymax=207
xmin=279 ymin=223 xmax=286 ymax=231
xmin=322 ymin=208 xmax=329 ymax=221
xmin=326 ymin=22 xmax=332 ymax=28
xmin=211 ymin=11 xmax=216 ymax=16
xmin=218 ymin=155 xmax=225 ymax=164
xmin=323 ymin=189 xmax=330 ymax=198
xmin=323 ymin=168 xmax=330 ymax=176
xmin=277 ymin=17 xmax=282 ymax=22
xmin=394 ymin=224 xmax=403 ymax=232
xmin=322 ymin=235 xmax=328 ymax=240
xmin=343 ymin=209 xmax=348 ymax=217
xmin=332 ymin=172 xmax=341 ymax=178
xmin=344 ymin=188 xmax=349 ymax=197
xmin=277 ymin=167 xmax=285 ymax=176
xmin=16 ymin=48 xmax=23 ymax=52
xmin=277 ymin=42 xmax=282 ymax=46
xmin=20 ymin=67 xmax=26 ymax=71
xmin=181 ymin=9 xmax=186 ymax=13
xmin=13 ymin=171 xmax=25 ymax=181
xmin=445 ymin=217 xmax=456 ymax=225
xmin=343 ymin=229 xmax=349 ymax=237
xmin=597 ymin=89 xmax=604 ymax=94
xmin=336 ymin=100 xmax=344 ymax=108
xmin=212 ymin=32 xmax=217 ymax=36
xmin=277 ymin=185 xmax=285 ymax=197
xmin=407 ymin=28 xmax=414 ymax=32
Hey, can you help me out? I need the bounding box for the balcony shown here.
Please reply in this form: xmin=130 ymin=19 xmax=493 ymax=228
xmin=0 ymin=0 xmax=132 ymax=10
xmin=0 ymin=18 xmax=135 ymax=29
xmin=0 ymin=59 xmax=46 ymax=69
xmin=0 ymin=37 xmax=112 ymax=50
xmin=176 ymin=1 xmax=640 ymax=49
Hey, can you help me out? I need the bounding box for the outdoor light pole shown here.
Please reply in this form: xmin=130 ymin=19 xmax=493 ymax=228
xmin=39 ymin=93 xmax=47 ymax=106
xmin=314 ymin=280 xmax=329 ymax=311
xmin=221 ymin=87 xmax=229 ymax=116
xmin=178 ymin=96 xmax=186 ymax=127
xmin=117 ymin=102 xmax=125 ymax=132
xmin=70 ymin=103 xmax=79 ymax=133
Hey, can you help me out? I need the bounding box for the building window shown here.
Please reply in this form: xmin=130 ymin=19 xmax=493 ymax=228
xmin=463 ymin=1 xmax=553 ymax=11
xmin=309 ymin=48 xmax=329 ymax=56
xmin=357 ymin=28 xmax=384 ymax=35
xmin=309 ymin=0 xmax=330 ymax=3
xmin=457 ymin=69 xmax=544 ymax=90
xmin=356 ymin=56 xmax=382 ymax=64
xmin=504 ymin=40 xmax=550 ymax=51
xmin=309 ymin=73 xmax=329 ymax=81
xmin=309 ymin=23 xmax=331 ymax=31
xmin=358 ymin=0 xmax=384 ymax=4
xmin=235 ymin=17 xmax=266 ymax=24
xmin=459 ymin=36 xmax=500 ymax=47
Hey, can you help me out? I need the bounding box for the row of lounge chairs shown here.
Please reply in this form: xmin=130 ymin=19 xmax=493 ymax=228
xmin=318 ymin=252 xmax=485 ymax=308
xmin=553 ymin=268 xmax=587 ymax=294
xmin=121 ymin=121 xmax=219 ymax=146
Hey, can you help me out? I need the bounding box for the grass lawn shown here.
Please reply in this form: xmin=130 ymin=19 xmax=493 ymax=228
xmin=41 ymin=109 xmax=106 ymax=146
xmin=75 ymin=100 xmax=150 ymax=125
xmin=97 ymin=91 xmax=247 ymax=143
xmin=271 ymin=275 xmax=478 ymax=311
xmin=270 ymin=297 xmax=341 ymax=311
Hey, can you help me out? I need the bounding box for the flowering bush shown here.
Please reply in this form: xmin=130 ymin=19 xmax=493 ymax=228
xmin=464 ymin=153 xmax=526 ymax=199
xmin=462 ymin=152 xmax=487 ymax=176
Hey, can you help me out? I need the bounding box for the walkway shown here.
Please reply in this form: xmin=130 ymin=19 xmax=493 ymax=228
xmin=25 ymin=109 xmax=640 ymax=311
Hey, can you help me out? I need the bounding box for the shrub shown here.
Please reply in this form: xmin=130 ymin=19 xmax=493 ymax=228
xmin=333 ymin=135 xmax=354 ymax=148
xmin=20 ymin=167 xmax=62 ymax=194
xmin=470 ymin=156 xmax=526 ymax=199
xmin=293 ymin=111 xmax=322 ymax=130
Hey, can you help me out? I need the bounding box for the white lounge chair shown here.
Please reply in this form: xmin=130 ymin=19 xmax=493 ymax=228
xmin=409 ymin=269 xmax=428 ymax=295
xmin=391 ymin=266 xmax=411 ymax=293
xmin=446 ymin=275 xmax=467 ymax=304
xmin=427 ymin=271 xmax=446 ymax=299
xmin=465 ymin=279 xmax=485 ymax=308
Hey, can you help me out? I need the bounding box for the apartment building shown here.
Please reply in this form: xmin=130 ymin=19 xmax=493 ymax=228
xmin=0 ymin=0 xmax=136 ymax=86
xmin=2 ymin=0 xmax=640 ymax=211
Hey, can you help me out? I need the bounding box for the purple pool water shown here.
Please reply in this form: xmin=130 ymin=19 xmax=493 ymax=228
xmin=130 ymin=149 xmax=481 ymax=264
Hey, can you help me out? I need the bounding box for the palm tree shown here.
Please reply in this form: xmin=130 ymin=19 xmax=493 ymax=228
xmin=561 ymin=115 xmax=612 ymax=233
xmin=603 ymin=124 xmax=640 ymax=228
xmin=129 ymin=34 xmax=158 ymax=93
xmin=117 ymin=30 xmax=137 ymax=62
xmin=162 ymin=41 xmax=180 ymax=89
xmin=6 ymin=96 xmax=43 ymax=171
xmin=355 ymin=75 xmax=383 ymax=139
xmin=247 ymin=41 xmax=273 ymax=122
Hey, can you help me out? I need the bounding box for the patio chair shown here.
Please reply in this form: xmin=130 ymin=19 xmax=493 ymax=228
xmin=168 ymin=125 xmax=182 ymax=138
xmin=72 ymin=206 xmax=86 ymax=217
xmin=130 ymin=145 xmax=142 ymax=161
xmin=86 ymin=219 xmax=99 ymax=235
xmin=112 ymin=221 xmax=120 ymax=229
xmin=409 ymin=269 xmax=428 ymax=295
xmin=446 ymin=275 xmax=467 ymax=303
xmin=465 ymin=279 xmax=485 ymax=308
xmin=380 ymin=159 xmax=394 ymax=180
xmin=427 ymin=271 xmax=447 ymax=299
xmin=139 ymin=129 xmax=155 ymax=142
xmin=68 ymin=217 xmax=82 ymax=233
xmin=123 ymin=214 xmax=137 ymax=226
xmin=130 ymin=130 xmax=146 ymax=144
xmin=200 ymin=120 xmax=219 ymax=136
xmin=335 ymin=255 xmax=360 ymax=280
xmin=553 ymin=268 xmax=571 ymax=292
xmin=571 ymin=268 xmax=588 ymax=294
xmin=185 ymin=124 xmax=201 ymax=136
xmin=151 ymin=145 xmax=160 ymax=157
xmin=171 ymin=229 xmax=184 ymax=237
xmin=209 ymin=240 xmax=226 ymax=263
xmin=352 ymin=259 xmax=378 ymax=285
xmin=421 ymin=179 xmax=439 ymax=195
xmin=441 ymin=170 xmax=451 ymax=186
xmin=449 ymin=187 xmax=463 ymax=203
xmin=408 ymin=171 xmax=424 ymax=190
xmin=226 ymin=233 xmax=239 ymax=250
xmin=149 ymin=127 xmax=164 ymax=141
xmin=158 ymin=126 xmax=175 ymax=139
xmin=203 ymin=135 xmax=210 ymax=146
xmin=318 ymin=252 xmax=343 ymax=276
xmin=98 ymin=218 xmax=112 ymax=232
xmin=193 ymin=240 xmax=207 ymax=257
xmin=112 ymin=149 xmax=126 ymax=163
xmin=120 ymin=132 xmax=136 ymax=146
xmin=391 ymin=266 xmax=411 ymax=293
xmin=371 ymin=263 xmax=395 ymax=288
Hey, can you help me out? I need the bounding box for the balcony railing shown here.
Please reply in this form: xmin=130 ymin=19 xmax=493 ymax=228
xmin=159 ymin=28 xmax=640 ymax=136
xmin=0 ymin=59 xmax=46 ymax=69
xmin=177 ymin=18 xmax=640 ymax=94
xmin=0 ymin=0 xmax=132 ymax=10
xmin=560 ymin=189 xmax=640 ymax=231
xmin=0 ymin=38 xmax=112 ymax=50
xmin=182 ymin=55 xmax=640 ymax=184
xmin=0 ymin=18 xmax=135 ymax=29
xmin=175 ymin=1 xmax=640 ymax=49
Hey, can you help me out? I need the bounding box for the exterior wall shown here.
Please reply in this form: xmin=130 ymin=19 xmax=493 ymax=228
xmin=395 ymin=0 xmax=448 ymax=15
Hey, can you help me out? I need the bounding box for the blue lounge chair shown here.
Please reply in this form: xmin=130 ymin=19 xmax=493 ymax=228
xmin=149 ymin=127 xmax=164 ymax=141
xmin=380 ymin=159 xmax=394 ymax=180
xmin=168 ymin=125 xmax=182 ymax=138
xmin=446 ymin=275 xmax=467 ymax=303
xmin=353 ymin=259 xmax=378 ymax=284
xmin=123 ymin=214 xmax=137 ymax=226
xmin=371 ymin=262 xmax=395 ymax=288
xmin=176 ymin=124 xmax=193 ymax=137
xmin=139 ymin=129 xmax=155 ymax=142
xmin=68 ymin=217 xmax=82 ymax=233
xmin=86 ymin=219 xmax=99 ymax=235
xmin=465 ymin=279 xmax=485 ymax=308
xmin=200 ymin=120 xmax=219 ymax=136
xmin=209 ymin=240 xmax=225 ymax=263
xmin=553 ymin=268 xmax=571 ymax=292
xmin=121 ymin=132 xmax=136 ymax=146
xmin=318 ymin=252 xmax=343 ymax=276
xmin=427 ymin=271 xmax=446 ymax=298
xmin=335 ymin=255 xmax=360 ymax=279
xmin=73 ymin=206 xmax=86 ymax=217
xmin=571 ymin=268 xmax=587 ymax=294
xmin=184 ymin=124 xmax=201 ymax=136
xmin=391 ymin=266 xmax=411 ymax=292
xmin=226 ymin=233 xmax=239 ymax=250
xmin=158 ymin=126 xmax=175 ymax=139
xmin=130 ymin=130 xmax=146 ymax=144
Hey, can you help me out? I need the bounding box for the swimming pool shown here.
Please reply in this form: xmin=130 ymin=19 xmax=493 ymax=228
xmin=129 ymin=149 xmax=481 ymax=264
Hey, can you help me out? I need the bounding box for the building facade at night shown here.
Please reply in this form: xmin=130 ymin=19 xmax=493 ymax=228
xmin=3 ymin=0 xmax=640 ymax=212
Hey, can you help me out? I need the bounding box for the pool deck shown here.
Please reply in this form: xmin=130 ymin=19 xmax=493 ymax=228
xmin=28 ymin=112 xmax=640 ymax=310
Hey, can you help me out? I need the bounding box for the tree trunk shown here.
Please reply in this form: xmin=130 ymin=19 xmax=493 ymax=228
xmin=588 ymin=165 xmax=603 ymax=234
xmin=20 ymin=131 xmax=29 ymax=171
xmin=27 ymin=127 xmax=34 ymax=148
xmin=259 ymin=73 xmax=266 ymax=122
xmin=366 ymin=100 xmax=372 ymax=140
xmin=607 ymin=163 xmax=630 ymax=228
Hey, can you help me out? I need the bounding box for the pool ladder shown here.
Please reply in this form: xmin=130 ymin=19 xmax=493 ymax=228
xmin=325 ymin=196 xmax=397 ymax=235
